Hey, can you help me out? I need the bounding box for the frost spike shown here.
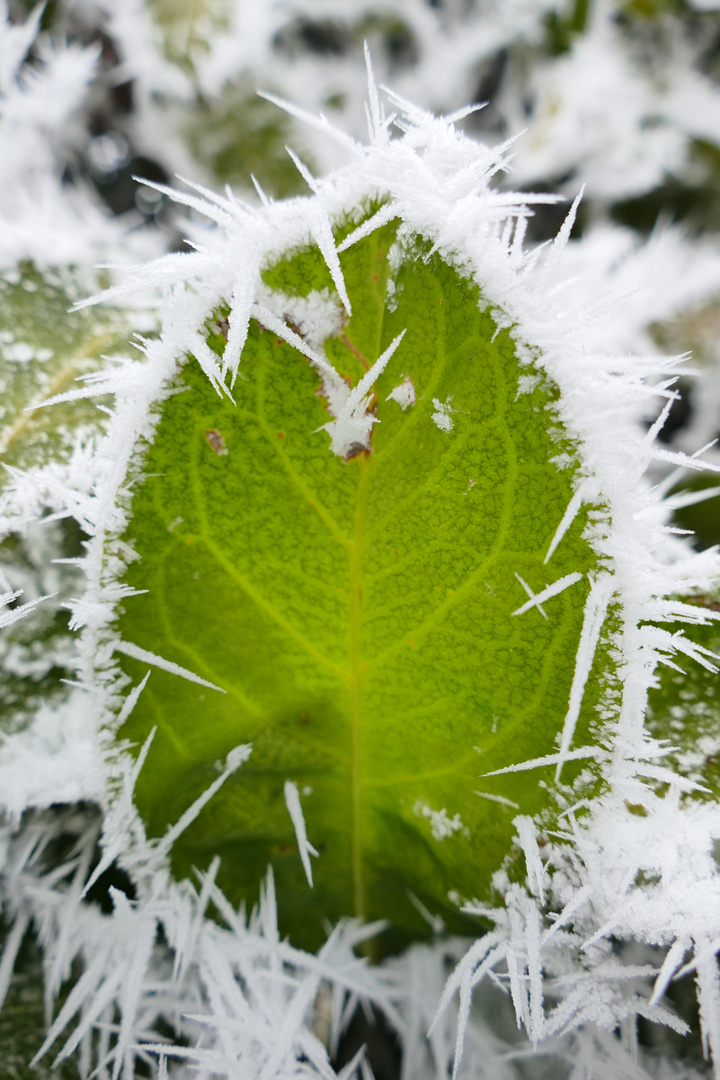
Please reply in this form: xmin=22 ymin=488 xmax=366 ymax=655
xmin=116 ymin=671 xmax=151 ymax=727
xmin=114 ymin=640 xmax=227 ymax=692
xmin=250 ymin=173 xmax=271 ymax=206
xmin=513 ymin=573 xmax=548 ymax=619
xmin=649 ymin=938 xmax=690 ymax=1007
xmin=251 ymin=303 xmax=345 ymax=391
xmin=0 ymin=909 xmax=30 ymax=1011
xmin=512 ymin=572 xmax=583 ymax=618
xmin=484 ymin=745 xmax=607 ymax=777
xmin=336 ymin=204 xmax=397 ymax=254
xmin=0 ymin=589 xmax=56 ymax=628
xmin=330 ymin=329 xmax=406 ymax=454
xmin=555 ymin=575 xmax=614 ymax=781
xmin=284 ymin=781 xmax=319 ymax=888
xmin=544 ymin=482 xmax=596 ymax=564
xmin=363 ymin=42 xmax=385 ymax=145
xmin=153 ymin=744 xmax=252 ymax=861
xmin=256 ymin=90 xmax=358 ymax=154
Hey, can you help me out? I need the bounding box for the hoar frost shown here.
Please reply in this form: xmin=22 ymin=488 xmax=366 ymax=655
xmin=414 ymin=802 xmax=470 ymax=842
xmin=3 ymin=25 xmax=720 ymax=1080
xmin=386 ymin=375 xmax=416 ymax=410
xmin=431 ymin=397 xmax=454 ymax=432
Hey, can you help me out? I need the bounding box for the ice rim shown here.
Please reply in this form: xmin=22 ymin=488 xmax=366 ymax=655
xmin=4 ymin=53 xmax=720 ymax=1080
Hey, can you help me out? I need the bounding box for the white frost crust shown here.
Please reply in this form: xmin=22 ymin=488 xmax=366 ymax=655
xmin=430 ymin=397 xmax=454 ymax=433
xmin=414 ymin=802 xmax=469 ymax=842
xmin=0 ymin=692 xmax=105 ymax=819
xmin=256 ymin=284 xmax=345 ymax=354
xmin=4 ymin=54 xmax=720 ymax=1080
xmin=386 ymin=375 xmax=416 ymax=411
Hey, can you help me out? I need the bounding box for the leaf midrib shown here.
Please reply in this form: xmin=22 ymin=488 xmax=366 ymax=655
xmin=349 ymin=246 xmax=398 ymax=921
xmin=351 ymin=456 xmax=370 ymax=920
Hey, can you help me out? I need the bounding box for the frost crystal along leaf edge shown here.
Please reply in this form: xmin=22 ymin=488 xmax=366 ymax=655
xmin=4 ymin=56 xmax=720 ymax=1080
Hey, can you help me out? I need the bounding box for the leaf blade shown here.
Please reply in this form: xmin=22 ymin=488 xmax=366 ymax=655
xmin=116 ymin=221 xmax=605 ymax=952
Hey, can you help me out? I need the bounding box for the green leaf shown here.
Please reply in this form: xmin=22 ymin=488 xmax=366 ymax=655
xmin=0 ymin=521 xmax=85 ymax=736
xmin=647 ymin=611 xmax=720 ymax=801
xmin=115 ymin=219 xmax=605 ymax=953
xmin=665 ymin=472 xmax=720 ymax=554
xmin=0 ymin=264 xmax=138 ymax=734
xmin=0 ymin=264 xmax=130 ymax=484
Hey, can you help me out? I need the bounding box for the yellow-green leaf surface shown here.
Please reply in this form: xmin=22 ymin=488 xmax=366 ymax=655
xmin=116 ymin=221 xmax=605 ymax=953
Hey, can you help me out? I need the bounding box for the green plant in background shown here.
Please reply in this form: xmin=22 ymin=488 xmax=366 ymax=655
xmin=0 ymin=266 xmax=135 ymax=800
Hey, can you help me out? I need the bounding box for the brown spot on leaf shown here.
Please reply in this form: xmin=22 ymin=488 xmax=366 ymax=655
xmin=205 ymin=429 xmax=228 ymax=455
xmin=345 ymin=442 xmax=369 ymax=460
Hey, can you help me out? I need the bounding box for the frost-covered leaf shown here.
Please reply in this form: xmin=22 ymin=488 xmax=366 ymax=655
xmin=0 ymin=265 xmax=141 ymax=744
xmin=648 ymin=613 xmax=720 ymax=799
xmin=0 ymin=522 xmax=81 ymax=737
xmin=4 ymin=24 xmax=720 ymax=1076
xmin=0 ymin=265 xmax=132 ymax=482
xmin=116 ymin=217 xmax=605 ymax=953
